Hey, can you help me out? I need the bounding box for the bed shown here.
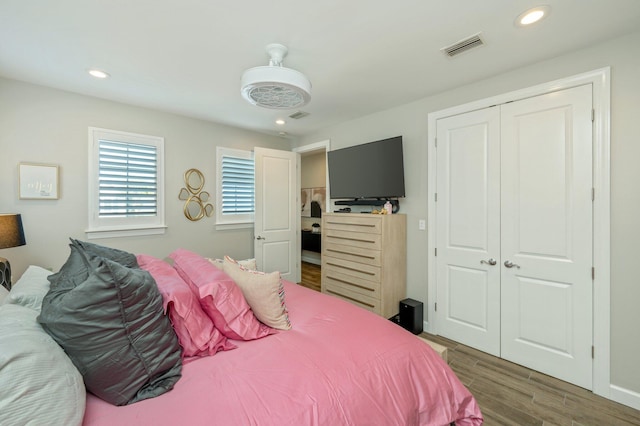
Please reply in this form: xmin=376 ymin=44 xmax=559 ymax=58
xmin=0 ymin=242 xmax=482 ymax=426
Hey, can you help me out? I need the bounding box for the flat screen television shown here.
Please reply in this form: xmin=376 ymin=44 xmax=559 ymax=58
xmin=327 ymin=136 xmax=405 ymax=200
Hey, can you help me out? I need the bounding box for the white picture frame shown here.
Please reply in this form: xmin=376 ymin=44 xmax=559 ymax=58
xmin=19 ymin=163 xmax=59 ymax=200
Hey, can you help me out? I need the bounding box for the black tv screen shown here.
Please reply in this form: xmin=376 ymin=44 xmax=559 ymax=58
xmin=327 ymin=136 xmax=405 ymax=199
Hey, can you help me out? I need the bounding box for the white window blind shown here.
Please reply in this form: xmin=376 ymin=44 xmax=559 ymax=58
xmin=221 ymin=155 xmax=255 ymax=214
xmin=216 ymin=147 xmax=254 ymax=226
xmin=88 ymin=127 xmax=165 ymax=239
xmin=98 ymin=140 xmax=158 ymax=217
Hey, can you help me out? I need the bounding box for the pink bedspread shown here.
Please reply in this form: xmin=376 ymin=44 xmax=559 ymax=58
xmin=83 ymin=282 xmax=482 ymax=425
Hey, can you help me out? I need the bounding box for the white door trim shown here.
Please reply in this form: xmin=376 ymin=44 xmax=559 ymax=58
xmin=293 ymin=139 xmax=331 ymax=210
xmin=427 ymin=67 xmax=611 ymax=398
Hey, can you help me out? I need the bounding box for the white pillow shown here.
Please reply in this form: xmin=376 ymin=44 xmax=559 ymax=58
xmin=2 ymin=265 xmax=52 ymax=312
xmin=208 ymin=257 xmax=257 ymax=271
xmin=222 ymin=256 xmax=291 ymax=330
xmin=0 ymin=303 xmax=86 ymax=426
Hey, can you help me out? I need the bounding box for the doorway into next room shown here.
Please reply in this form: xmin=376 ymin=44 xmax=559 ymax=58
xmin=296 ymin=140 xmax=329 ymax=290
xmin=300 ymin=150 xmax=326 ymax=267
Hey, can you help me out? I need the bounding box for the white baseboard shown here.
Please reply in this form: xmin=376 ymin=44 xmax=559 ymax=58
xmin=610 ymin=384 xmax=640 ymax=410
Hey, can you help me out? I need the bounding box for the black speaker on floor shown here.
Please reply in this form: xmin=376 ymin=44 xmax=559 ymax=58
xmin=399 ymin=298 xmax=423 ymax=335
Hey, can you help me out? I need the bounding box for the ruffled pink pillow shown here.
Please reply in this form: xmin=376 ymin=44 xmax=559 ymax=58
xmin=136 ymin=254 xmax=235 ymax=357
xmin=169 ymin=249 xmax=275 ymax=340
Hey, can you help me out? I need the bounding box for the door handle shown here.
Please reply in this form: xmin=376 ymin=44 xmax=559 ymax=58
xmin=504 ymin=260 xmax=520 ymax=269
xmin=480 ymin=258 xmax=497 ymax=266
xmin=256 ymin=236 xmax=266 ymax=240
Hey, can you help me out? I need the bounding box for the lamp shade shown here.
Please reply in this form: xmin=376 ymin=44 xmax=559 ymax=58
xmin=0 ymin=214 xmax=26 ymax=249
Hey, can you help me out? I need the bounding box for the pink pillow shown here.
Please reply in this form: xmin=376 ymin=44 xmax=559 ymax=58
xmin=169 ymin=249 xmax=275 ymax=340
xmin=136 ymin=254 xmax=236 ymax=357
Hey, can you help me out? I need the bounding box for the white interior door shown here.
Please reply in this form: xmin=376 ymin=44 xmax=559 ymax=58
xmin=435 ymin=107 xmax=501 ymax=356
xmin=500 ymin=85 xmax=593 ymax=388
xmin=435 ymin=84 xmax=593 ymax=389
xmin=254 ymin=147 xmax=300 ymax=282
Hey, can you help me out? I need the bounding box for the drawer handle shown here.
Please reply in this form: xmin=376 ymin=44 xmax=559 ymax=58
xmin=326 ymin=221 xmax=376 ymax=228
xmin=326 ymin=262 xmax=375 ymax=276
xmin=326 ymin=275 xmax=375 ymax=292
xmin=327 ymin=236 xmax=377 ymax=244
xmin=326 ymin=289 xmax=376 ymax=308
xmin=326 ymin=248 xmax=376 ymax=259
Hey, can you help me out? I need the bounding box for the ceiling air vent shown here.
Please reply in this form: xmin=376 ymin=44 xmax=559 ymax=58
xmin=441 ymin=33 xmax=484 ymax=57
xmin=289 ymin=110 xmax=310 ymax=119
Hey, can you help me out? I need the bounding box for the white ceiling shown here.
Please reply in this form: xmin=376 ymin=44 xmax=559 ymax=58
xmin=2 ymin=1 xmax=640 ymax=138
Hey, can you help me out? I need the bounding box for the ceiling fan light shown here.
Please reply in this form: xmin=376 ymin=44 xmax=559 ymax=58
xmin=240 ymin=44 xmax=311 ymax=110
xmin=241 ymin=66 xmax=311 ymax=109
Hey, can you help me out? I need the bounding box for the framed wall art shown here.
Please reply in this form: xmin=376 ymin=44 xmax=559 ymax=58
xmin=19 ymin=163 xmax=59 ymax=200
xmin=301 ymin=187 xmax=325 ymax=218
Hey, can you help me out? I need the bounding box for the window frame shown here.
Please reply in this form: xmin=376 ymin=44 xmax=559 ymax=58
xmin=87 ymin=127 xmax=166 ymax=239
xmin=216 ymin=146 xmax=255 ymax=229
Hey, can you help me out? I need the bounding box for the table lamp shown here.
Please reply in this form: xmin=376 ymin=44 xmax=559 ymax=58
xmin=0 ymin=213 xmax=26 ymax=290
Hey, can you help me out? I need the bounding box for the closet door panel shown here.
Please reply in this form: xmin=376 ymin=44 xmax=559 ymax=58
xmin=500 ymin=84 xmax=593 ymax=389
xmin=435 ymin=107 xmax=501 ymax=356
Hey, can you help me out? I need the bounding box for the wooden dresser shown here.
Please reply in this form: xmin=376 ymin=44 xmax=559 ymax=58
xmin=321 ymin=212 xmax=406 ymax=318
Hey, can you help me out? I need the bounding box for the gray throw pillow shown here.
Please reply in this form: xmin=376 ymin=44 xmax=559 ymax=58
xmin=46 ymin=242 xmax=89 ymax=290
xmin=72 ymin=238 xmax=139 ymax=268
xmin=39 ymin=244 xmax=182 ymax=406
xmin=47 ymin=239 xmax=138 ymax=290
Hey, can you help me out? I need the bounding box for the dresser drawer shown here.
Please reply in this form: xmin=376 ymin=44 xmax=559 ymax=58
xmin=323 ymin=215 xmax=382 ymax=234
xmin=321 ymin=212 xmax=406 ymax=319
xmin=323 ymin=283 xmax=381 ymax=315
xmin=324 ymin=229 xmax=381 ymax=250
xmin=322 ymin=269 xmax=381 ymax=299
xmin=323 ymin=257 xmax=381 ymax=283
xmin=323 ymin=242 xmax=381 ymax=266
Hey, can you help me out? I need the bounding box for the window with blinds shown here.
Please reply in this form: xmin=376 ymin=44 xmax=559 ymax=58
xmin=216 ymin=147 xmax=254 ymax=226
xmin=98 ymin=140 xmax=158 ymax=217
xmin=88 ymin=127 xmax=165 ymax=238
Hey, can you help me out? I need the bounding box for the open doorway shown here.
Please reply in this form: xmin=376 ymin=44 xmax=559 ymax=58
xmin=294 ymin=140 xmax=330 ymax=291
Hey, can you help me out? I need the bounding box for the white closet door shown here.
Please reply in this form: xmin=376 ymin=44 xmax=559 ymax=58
xmin=435 ymin=107 xmax=501 ymax=356
xmin=500 ymin=85 xmax=593 ymax=388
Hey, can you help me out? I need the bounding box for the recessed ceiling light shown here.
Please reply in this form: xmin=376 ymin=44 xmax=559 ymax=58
xmin=275 ymin=119 xmax=286 ymax=125
xmin=516 ymin=5 xmax=550 ymax=27
xmin=88 ymin=69 xmax=110 ymax=79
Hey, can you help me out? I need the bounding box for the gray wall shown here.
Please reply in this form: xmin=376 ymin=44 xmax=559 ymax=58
xmin=0 ymin=78 xmax=287 ymax=278
xmin=295 ymin=31 xmax=640 ymax=394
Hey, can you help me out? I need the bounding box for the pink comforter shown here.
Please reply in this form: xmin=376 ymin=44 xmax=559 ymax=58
xmin=84 ymin=282 xmax=482 ymax=425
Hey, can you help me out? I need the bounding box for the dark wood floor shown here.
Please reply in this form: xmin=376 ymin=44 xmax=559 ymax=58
xmin=298 ymin=261 xmax=640 ymax=425
xmin=424 ymin=333 xmax=640 ymax=425
xmin=300 ymin=261 xmax=321 ymax=292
